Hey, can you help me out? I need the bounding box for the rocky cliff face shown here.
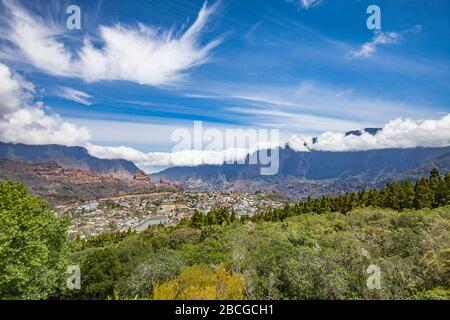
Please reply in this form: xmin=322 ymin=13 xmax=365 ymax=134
xmin=0 ymin=142 xmax=139 ymax=179
xmin=133 ymin=169 xmax=152 ymax=183
xmin=158 ymin=177 xmax=181 ymax=189
xmin=28 ymin=161 xmax=109 ymax=181
xmin=0 ymin=159 xmax=154 ymax=204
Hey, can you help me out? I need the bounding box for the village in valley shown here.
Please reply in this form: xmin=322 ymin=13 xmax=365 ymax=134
xmin=57 ymin=191 xmax=286 ymax=239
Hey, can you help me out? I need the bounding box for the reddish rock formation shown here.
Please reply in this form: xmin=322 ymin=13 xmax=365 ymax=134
xmin=31 ymin=161 xmax=64 ymax=177
xmin=159 ymin=177 xmax=180 ymax=188
xmin=0 ymin=159 xmax=155 ymax=204
xmin=133 ymin=169 xmax=151 ymax=183
xmin=27 ymin=161 xmax=116 ymax=183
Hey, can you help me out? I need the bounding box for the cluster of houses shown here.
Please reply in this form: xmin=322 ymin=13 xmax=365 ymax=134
xmin=59 ymin=191 xmax=285 ymax=239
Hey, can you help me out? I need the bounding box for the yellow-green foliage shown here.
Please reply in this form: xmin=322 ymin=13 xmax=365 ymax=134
xmin=152 ymin=264 xmax=245 ymax=300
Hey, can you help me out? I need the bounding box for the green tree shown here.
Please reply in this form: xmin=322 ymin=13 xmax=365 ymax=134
xmin=120 ymin=249 xmax=184 ymax=299
xmin=77 ymin=247 xmax=121 ymax=299
xmin=0 ymin=181 xmax=70 ymax=299
xmin=414 ymin=178 xmax=433 ymax=209
xmin=430 ymin=168 xmax=440 ymax=180
xmin=190 ymin=210 xmax=206 ymax=228
xmin=398 ymin=180 xmax=416 ymax=210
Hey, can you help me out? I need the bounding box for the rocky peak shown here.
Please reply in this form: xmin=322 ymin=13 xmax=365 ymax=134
xmin=133 ymin=169 xmax=151 ymax=183
xmin=345 ymin=128 xmax=382 ymax=137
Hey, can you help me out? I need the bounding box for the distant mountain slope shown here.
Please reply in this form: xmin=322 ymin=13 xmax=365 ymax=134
xmin=152 ymin=146 xmax=450 ymax=199
xmin=0 ymin=142 xmax=138 ymax=179
xmin=0 ymin=159 xmax=153 ymax=204
xmin=389 ymin=151 xmax=450 ymax=183
xmin=154 ymin=146 xmax=450 ymax=182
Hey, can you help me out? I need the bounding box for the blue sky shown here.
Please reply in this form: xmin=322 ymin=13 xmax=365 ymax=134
xmin=0 ymin=0 xmax=449 ymax=170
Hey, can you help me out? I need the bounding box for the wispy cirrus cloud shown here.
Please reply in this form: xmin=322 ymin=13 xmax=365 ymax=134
xmin=299 ymin=0 xmax=322 ymax=9
xmin=214 ymin=80 xmax=436 ymax=129
xmin=223 ymin=106 xmax=363 ymax=133
xmin=347 ymin=25 xmax=422 ymax=59
xmin=0 ymin=0 xmax=222 ymax=87
xmin=287 ymin=0 xmax=322 ymax=10
xmin=57 ymin=87 xmax=92 ymax=106
xmin=347 ymin=31 xmax=400 ymax=59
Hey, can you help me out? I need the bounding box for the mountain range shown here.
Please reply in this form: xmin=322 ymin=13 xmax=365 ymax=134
xmin=152 ymin=146 xmax=450 ymax=200
xmin=0 ymin=142 xmax=138 ymax=179
xmin=0 ymin=159 xmax=154 ymax=204
xmin=1 ymin=137 xmax=449 ymax=202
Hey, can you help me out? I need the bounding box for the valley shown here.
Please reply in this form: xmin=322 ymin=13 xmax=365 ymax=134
xmin=56 ymin=190 xmax=286 ymax=239
xmin=1 ymin=142 xmax=449 ymax=242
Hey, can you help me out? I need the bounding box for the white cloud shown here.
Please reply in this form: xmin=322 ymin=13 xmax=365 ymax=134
xmin=84 ymin=113 xmax=450 ymax=170
xmin=58 ymin=87 xmax=92 ymax=106
xmin=85 ymin=143 xmax=242 ymax=168
xmin=0 ymin=107 xmax=90 ymax=145
xmin=225 ymin=80 xmax=431 ymax=128
xmin=1 ymin=0 xmax=221 ymax=86
xmin=0 ymin=62 xmax=22 ymax=115
xmin=224 ymin=106 xmax=362 ymax=133
xmin=299 ymin=0 xmax=322 ymax=9
xmin=287 ymin=0 xmax=322 ymax=10
xmin=348 ymin=30 xmax=400 ymax=59
xmin=1 ymin=0 xmax=75 ymax=76
xmin=288 ymin=114 xmax=450 ymax=152
xmin=0 ymin=62 xmax=90 ymax=146
xmin=85 ymin=140 xmax=281 ymax=169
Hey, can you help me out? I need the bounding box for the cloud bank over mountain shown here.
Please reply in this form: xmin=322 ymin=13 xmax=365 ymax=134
xmin=86 ymin=114 xmax=450 ymax=168
xmin=288 ymin=115 xmax=450 ymax=152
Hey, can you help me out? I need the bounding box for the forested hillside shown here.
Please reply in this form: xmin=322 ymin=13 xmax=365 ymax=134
xmin=68 ymin=206 xmax=450 ymax=300
xmin=1 ymin=170 xmax=449 ymax=300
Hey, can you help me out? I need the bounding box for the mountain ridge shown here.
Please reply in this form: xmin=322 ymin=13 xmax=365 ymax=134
xmin=0 ymin=159 xmax=154 ymax=204
xmin=152 ymin=146 xmax=450 ymax=200
xmin=0 ymin=142 xmax=139 ymax=179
